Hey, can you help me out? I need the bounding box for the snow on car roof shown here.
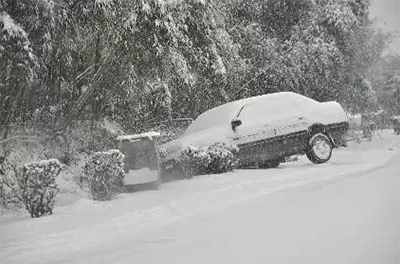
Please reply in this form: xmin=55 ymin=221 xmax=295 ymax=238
xmin=117 ymin=132 xmax=160 ymax=141
xmin=234 ymin=91 xmax=296 ymax=104
xmin=184 ymin=92 xmax=318 ymax=135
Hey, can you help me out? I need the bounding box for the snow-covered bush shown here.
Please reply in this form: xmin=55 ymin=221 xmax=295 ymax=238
xmin=19 ymin=159 xmax=62 ymax=218
xmin=206 ymin=143 xmax=238 ymax=174
xmin=0 ymin=172 xmax=22 ymax=209
xmin=175 ymin=146 xmax=211 ymax=178
xmin=83 ymin=150 xmax=125 ymax=201
xmin=1 ymin=153 xmax=22 ymax=209
xmin=175 ymin=143 xmax=238 ymax=178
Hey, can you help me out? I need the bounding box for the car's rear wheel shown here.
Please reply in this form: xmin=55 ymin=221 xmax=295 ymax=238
xmin=306 ymin=133 xmax=332 ymax=164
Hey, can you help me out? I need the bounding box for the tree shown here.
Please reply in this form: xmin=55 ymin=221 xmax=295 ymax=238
xmin=222 ymin=0 xmax=389 ymax=112
xmin=0 ymin=10 xmax=36 ymax=138
xmin=370 ymin=54 xmax=400 ymax=115
xmin=0 ymin=0 xmax=392 ymax=139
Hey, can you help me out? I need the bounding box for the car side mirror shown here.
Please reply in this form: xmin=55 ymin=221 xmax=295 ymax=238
xmin=231 ymin=118 xmax=242 ymax=131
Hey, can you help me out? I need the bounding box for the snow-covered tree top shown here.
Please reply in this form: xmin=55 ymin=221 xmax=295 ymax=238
xmin=95 ymin=0 xmax=113 ymax=8
xmin=0 ymin=12 xmax=28 ymax=40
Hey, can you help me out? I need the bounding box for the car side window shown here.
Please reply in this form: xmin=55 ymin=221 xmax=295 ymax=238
xmin=238 ymin=103 xmax=281 ymax=122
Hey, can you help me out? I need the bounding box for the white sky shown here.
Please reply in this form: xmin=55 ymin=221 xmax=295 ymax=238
xmin=369 ymin=0 xmax=400 ymax=55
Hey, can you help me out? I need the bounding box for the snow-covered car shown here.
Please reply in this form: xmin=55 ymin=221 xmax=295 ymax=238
xmin=162 ymin=92 xmax=349 ymax=168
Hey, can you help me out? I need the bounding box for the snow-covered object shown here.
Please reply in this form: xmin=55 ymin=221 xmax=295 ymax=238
xmin=0 ymin=172 xmax=21 ymax=209
xmin=83 ymin=150 xmax=125 ymax=201
xmin=124 ymin=167 xmax=159 ymax=185
xmin=117 ymin=132 xmax=161 ymax=141
xmin=118 ymin=134 xmax=161 ymax=187
xmin=20 ymin=159 xmax=62 ymax=218
xmin=162 ymin=92 xmax=348 ymax=161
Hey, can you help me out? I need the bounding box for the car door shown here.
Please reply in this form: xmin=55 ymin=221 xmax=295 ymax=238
xmin=231 ymin=102 xmax=274 ymax=145
xmin=231 ymin=98 xmax=310 ymax=160
xmin=230 ymin=102 xmax=280 ymax=160
xmin=269 ymin=96 xmax=313 ymax=155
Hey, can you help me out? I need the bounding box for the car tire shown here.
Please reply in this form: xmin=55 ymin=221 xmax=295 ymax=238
xmin=258 ymin=159 xmax=280 ymax=169
xmin=306 ymin=133 xmax=333 ymax=164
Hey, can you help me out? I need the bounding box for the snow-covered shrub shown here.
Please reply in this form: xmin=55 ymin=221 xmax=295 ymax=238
xmin=1 ymin=153 xmax=22 ymax=209
xmin=19 ymin=159 xmax=62 ymax=218
xmin=175 ymin=143 xmax=238 ymax=178
xmin=206 ymin=143 xmax=238 ymax=174
xmin=175 ymin=146 xmax=211 ymax=178
xmin=83 ymin=150 xmax=125 ymax=201
xmin=0 ymin=172 xmax=22 ymax=210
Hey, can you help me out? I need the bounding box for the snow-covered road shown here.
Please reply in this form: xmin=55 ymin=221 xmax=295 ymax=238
xmin=1 ymin=132 xmax=399 ymax=264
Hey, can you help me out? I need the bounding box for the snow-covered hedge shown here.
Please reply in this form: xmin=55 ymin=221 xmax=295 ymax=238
xmin=0 ymin=172 xmax=22 ymax=209
xmin=19 ymin=159 xmax=62 ymax=218
xmin=1 ymin=152 xmax=18 ymax=209
xmin=175 ymin=143 xmax=238 ymax=178
xmin=207 ymin=143 xmax=239 ymax=173
xmin=83 ymin=150 xmax=125 ymax=201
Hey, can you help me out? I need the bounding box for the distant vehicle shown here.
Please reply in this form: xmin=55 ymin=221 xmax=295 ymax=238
xmin=162 ymin=92 xmax=349 ymax=168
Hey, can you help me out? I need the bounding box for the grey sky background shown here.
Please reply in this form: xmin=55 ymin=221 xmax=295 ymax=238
xmin=369 ymin=0 xmax=400 ymax=55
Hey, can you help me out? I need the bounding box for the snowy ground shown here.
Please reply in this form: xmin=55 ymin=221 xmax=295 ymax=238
xmin=1 ymin=131 xmax=399 ymax=264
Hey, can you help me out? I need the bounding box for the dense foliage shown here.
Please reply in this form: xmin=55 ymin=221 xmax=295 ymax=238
xmin=369 ymin=54 xmax=400 ymax=116
xmin=82 ymin=149 xmax=125 ymax=200
xmin=19 ymin=159 xmax=61 ymax=218
xmin=0 ymin=165 xmax=23 ymax=209
xmin=0 ymin=0 xmax=393 ymax=141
